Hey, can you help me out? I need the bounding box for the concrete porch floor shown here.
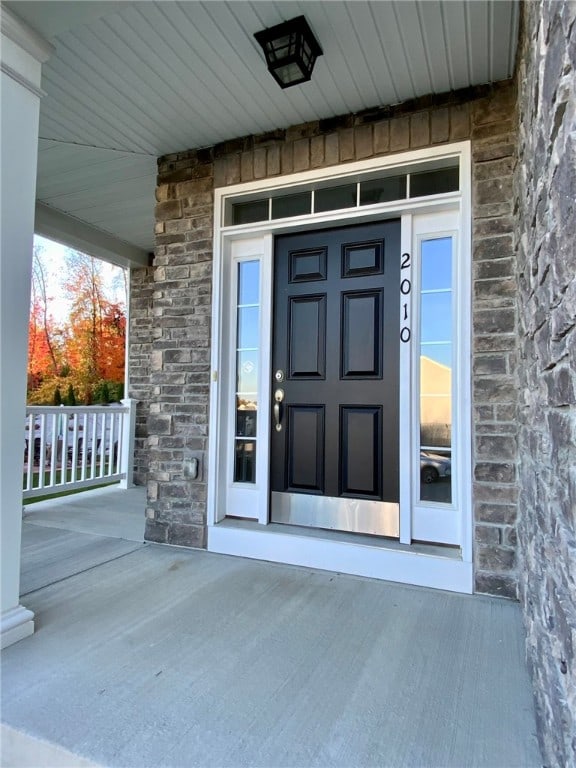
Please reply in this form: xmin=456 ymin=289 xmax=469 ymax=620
xmin=2 ymin=487 xmax=541 ymax=767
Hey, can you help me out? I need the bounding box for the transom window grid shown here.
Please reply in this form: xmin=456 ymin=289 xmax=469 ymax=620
xmin=226 ymin=165 xmax=459 ymax=227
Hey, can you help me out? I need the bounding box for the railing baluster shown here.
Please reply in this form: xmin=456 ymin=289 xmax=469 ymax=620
xmin=80 ymin=412 xmax=88 ymax=482
xmin=108 ymin=411 xmax=116 ymax=476
xmin=90 ymin=411 xmax=97 ymax=479
xmin=70 ymin=413 xmax=79 ymax=484
xmin=25 ymin=413 xmax=34 ymax=491
xmin=23 ymin=403 xmax=133 ymax=499
xmin=49 ymin=413 xmax=57 ymax=487
xmin=99 ymin=413 xmax=106 ymax=478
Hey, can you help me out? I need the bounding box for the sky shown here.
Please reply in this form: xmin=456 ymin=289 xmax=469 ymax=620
xmin=33 ymin=235 xmax=127 ymax=322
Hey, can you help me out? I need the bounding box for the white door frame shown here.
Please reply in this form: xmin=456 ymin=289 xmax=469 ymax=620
xmin=207 ymin=143 xmax=473 ymax=593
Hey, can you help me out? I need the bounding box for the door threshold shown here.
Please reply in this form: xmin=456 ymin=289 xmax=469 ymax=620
xmin=208 ymin=518 xmax=473 ymax=593
xmin=218 ymin=517 xmax=460 ymax=558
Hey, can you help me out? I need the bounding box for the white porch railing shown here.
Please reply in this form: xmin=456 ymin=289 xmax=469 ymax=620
xmin=23 ymin=399 xmax=136 ymax=499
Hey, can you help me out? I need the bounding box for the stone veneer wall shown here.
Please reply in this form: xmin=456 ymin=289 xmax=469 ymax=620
xmin=141 ymin=82 xmax=520 ymax=594
xmin=128 ymin=266 xmax=155 ymax=485
xmin=514 ymin=1 xmax=575 ymax=764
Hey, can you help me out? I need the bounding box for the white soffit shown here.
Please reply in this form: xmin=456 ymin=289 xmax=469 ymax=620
xmin=7 ymin=0 xmax=520 ymax=253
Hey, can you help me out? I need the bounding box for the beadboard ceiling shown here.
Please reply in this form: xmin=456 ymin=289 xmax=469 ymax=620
xmin=6 ymin=0 xmax=520 ymax=258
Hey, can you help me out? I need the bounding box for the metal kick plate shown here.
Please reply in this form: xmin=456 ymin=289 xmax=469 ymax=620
xmin=271 ymin=492 xmax=400 ymax=538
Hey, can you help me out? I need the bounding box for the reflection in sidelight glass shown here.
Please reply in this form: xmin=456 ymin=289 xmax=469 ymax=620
xmin=234 ymin=260 xmax=260 ymax=483
xmin=419 ymin=237 xmax=453 ymax=504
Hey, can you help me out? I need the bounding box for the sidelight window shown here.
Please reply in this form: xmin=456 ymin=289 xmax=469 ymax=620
xmin=418 ymin=237 xmax=453 ymax=504
xmin=234 ymin=260 xmax=260 ymax=483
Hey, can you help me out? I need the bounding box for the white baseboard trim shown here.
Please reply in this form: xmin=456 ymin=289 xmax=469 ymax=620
xmin=208 ymin=525 xmax=473 ymax=594
xmin=1 ymin=605 xmax=34 ymax=650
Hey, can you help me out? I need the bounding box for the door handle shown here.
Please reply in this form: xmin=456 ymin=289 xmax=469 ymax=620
xmin=274 ymin=388 xmax=284 ymax=432
xmin=274 ymin=402 xmax=282 ymax=432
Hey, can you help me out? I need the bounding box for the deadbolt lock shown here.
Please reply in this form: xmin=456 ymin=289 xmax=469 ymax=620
xmin=275 ymin=369 xmax=284 ymax=382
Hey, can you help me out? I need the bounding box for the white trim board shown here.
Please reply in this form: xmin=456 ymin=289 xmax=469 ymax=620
xmin=208 ymin=525 xmax=473 ymax=594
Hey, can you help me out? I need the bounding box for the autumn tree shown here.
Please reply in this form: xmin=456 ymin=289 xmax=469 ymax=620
xmin=27 ymin=244 xmax=126 ymax=405
xmin=27 ymin=246 xmax=64 ymax=396
xmin=63 ymin=251 xmax=126 ymax=402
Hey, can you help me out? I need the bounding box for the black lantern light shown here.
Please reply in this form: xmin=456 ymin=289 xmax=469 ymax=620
xmin=254 ymin=16 xmax=323 ymax=89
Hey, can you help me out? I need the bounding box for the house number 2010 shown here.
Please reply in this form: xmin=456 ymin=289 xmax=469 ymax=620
xmin=400 ymin=252 xmax=411 ymax=343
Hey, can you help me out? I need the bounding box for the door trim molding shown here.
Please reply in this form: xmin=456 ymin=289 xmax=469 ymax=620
xmin=208 ymin=142 xmax=473 ymax=592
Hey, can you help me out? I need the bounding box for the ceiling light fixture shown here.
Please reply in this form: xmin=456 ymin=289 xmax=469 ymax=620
xmin=254 ymin=16 xmax=323 ymax=89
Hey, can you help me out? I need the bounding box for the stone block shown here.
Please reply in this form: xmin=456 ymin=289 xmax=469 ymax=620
xmin=472 ymin=119 xmax=516 ymax=141
xmin=474 ymin=333 xmax=517 ymax=354
xmin=253 ymin=148 xmax=267 ymax=179
xmin=472 ymin=137 xmax=516 ymax=162
xmin=410 ymin=112 xmax=430 ymax=147
xmin=324 ymin=133 xmax=339 ymax=166
xmin=389 ymin=116 xmax=410 ymax=151
xmin=148 ymin=414 xmax=173 ymax=436
xmin=473 ymin=215 xmax=514 ymax=239
xmin=281 ymin=143 xmax=294 ymax=174
xmin=155 ymin=200 xmax=182 ymax=221
xmin=474 ymin=462 xmax=516 ymax=484
xmin=168 ymin=523 xmax=206 ymax=548
xmin=286 ymin=121 xmax=319 ymax=142
xmin=474 ymin=277 xmax=516 ymax=300
xmin=224 ymin=154 xmax=241 ymax=185
xmin=545 ymin=367 xmax=575 ymax=407
xmin=473 ymin=376 xmax=516 ymax=404
xmin=430 ymin=108 xmax=449 ymax=143
xmin=373 ymin=120 xmax=390 ymax=154
xmin=475 ymin=572 xmax=517 ymax=599
xmin=476 ymin=502 xmax=517 ymax=525
xmin=475 ymin=524 xmax=501 ymax=544
xmin=474 ymin=257 xmax=514 ymax=279
xmin=474 ymin=157 xmax=515 ymax=181
xmin=473 ymin=307 xmax=515 ymax=334
xmin=240 ymin=151 xmax=254 ymax=182
xmin=477 ymin=544 xmax=516 ymax=571
xmin=355 ymin=124 xmax=373 ymax=158
xmin=267 ymin=145 xmax=281 ymax=176
xmin=473 ymin=354 xmax=508 ymax=375
xmin=144 ymin=519 xmax=168 ymax=544
xmin=310 ymin=136 xmax=325 ymax=168
xmin=475 ymin=177 xmax=513 ymax=205
xmin=476 ymin=435 xmax=517 ymax=460
xmin=213 ymin=157 xmax=226 ymax=188
xmin=339 ymin=129 xmax=354 ymax=161
xmin=450 ymin=103 xmax=471 ymax=140
xmin=293 ymin=138 xmax=310 ymax=171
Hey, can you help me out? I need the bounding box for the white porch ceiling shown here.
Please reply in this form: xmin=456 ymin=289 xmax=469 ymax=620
xmin=6 ymin=0 xmax=519 ymax=258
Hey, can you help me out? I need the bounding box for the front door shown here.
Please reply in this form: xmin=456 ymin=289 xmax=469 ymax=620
xmin=270 ymin=220 xmax=401 ymax=537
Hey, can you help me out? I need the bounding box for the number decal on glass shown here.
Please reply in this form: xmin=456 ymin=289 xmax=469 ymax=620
xmin=400 ymin=253 xmax=411 ymax=343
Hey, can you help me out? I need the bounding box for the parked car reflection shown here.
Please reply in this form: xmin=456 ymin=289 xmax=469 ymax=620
xmin=420 ymin=451 xmax=451 ymax=484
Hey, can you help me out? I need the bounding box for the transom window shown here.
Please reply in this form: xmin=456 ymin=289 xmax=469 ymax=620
xmin=224 ymin=161 xmax=459 ymax=227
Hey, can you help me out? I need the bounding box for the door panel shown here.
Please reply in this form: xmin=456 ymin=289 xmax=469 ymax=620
xmin=341 ymin=290 xmax=382 ymax=378
xmin=288 ymin=296 xmax=326 ymax=378
xmin=340 ymin=406 xmax=382 ymax=498
xmin=271 ymin=220 xmax=401 ymax=536
xmin=287 ymin=405 xmax=325 ymax=492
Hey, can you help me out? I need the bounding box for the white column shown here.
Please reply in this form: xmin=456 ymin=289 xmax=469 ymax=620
xmin=0 ymin=8 xmax=53 ymax=649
